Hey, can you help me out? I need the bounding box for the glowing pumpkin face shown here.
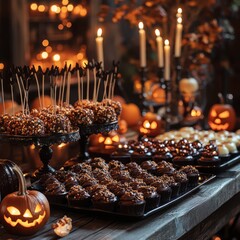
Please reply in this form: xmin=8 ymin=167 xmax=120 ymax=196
xmin=139 ymin=112 xmax=164 ymax=137
xmin=208 ymin=104 xmax=236 ymax=131
xmin=0 ymin=165 xmax=50 ymax=236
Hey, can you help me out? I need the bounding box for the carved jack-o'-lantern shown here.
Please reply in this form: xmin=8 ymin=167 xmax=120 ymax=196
xmin=0 ymin=164 xmax=50 ymax=235
xmin=139 ymin=112 xmax=164 ymax=137
xmin=89 ymin=131 xmax=126 ymax=152
xmin=151 ymin=85 xmax=166 ymax=104
xmin=208 ymin=104 xmax=236 ymax=131
xmin=98 ymin=131 xmax=121 ymax=150
xmin=179 ymin=78 xmax=199 ymax=103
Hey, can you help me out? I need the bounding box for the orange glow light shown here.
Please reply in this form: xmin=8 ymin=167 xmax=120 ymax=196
xmin=58 ymin=24 xmax=64 ymax=30
xmin=0 ymin=63 xmax=4 ymax=70
xmin=42 ymin=39 xmax=49 ymax=47
xmin=41 ymin=51 xmax=48 ymax=59
xmin=62 ymin=0 xmax=69 ymax=5
xmin=46 ymin=46 xmax=52 ymax=53
xmin=53 ymin=54 xmax=60 ymax=61
xmin=38 ymin=5 xmax=45 ymax=12
xmin=50 ymin=5 xmax=58 ymax=13
xmin=30 ymin=3 xmax=38 ymax=11
xmin=67 ymin=4 xmax=74 ymax=12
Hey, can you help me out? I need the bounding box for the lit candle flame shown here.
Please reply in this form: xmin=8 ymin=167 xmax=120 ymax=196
xmin=165 ymin=39 xmax=169 ymax=46
xmin=177 ymin=8 xmax=182 ymax=14
xmin=177 ymin=17 xmax=182 ymax=24
xmin=97 ymin=28 xmax=102 ymax=37
xmin=138 ymin=22 xmax=144 ymax=30
xmin=155 ymin=29 xmax=160 ymax=37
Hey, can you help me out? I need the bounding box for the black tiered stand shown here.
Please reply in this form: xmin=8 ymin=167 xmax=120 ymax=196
xmin=64 ymin=121 xmax=119 ymax=168
xmin=0 ymin=130 xmax=80 ymax=178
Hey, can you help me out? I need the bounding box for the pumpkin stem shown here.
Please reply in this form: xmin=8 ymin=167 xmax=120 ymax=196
xmin=218 ymin=93 xmax=225 ymax=104
xmin=12 ymin=164 xmax=27 ymax=196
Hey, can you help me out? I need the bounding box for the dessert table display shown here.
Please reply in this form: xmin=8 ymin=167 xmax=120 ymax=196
xmin=1 ymin=162 xmax=240 ymax=240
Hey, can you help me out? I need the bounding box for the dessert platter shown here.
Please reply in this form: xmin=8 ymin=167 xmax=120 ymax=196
xmin=31 ymin=157 xmax=215 ymax=218
xmin=103 ymin=127 xmax=240 ymax=173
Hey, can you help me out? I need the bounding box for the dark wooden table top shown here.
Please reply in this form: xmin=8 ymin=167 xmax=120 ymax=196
xmin=1 ymin=164 xmax=240 ymax=240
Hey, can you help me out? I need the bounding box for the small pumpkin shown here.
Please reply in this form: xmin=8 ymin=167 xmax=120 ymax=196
xmin=139 ymin=112 xmax=164 ymax=137
xmin=120 ymin=103 xmax=141 ymax=127
xmin=0 ymin=163 xmax=50 ymax=235
xmin=151 ymin=85 xmax=166 ymax=104
xmin=0 ymin=159 xmax=19 ymax=201
xmin=208 ymin=103 xmax=236 ymax=131
xmin=118 ymin=119 xmax=128 ymax=134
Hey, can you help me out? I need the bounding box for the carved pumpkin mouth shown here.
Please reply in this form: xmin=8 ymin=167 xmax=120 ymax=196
xmin=208 ymin=122 xmax=229 ymax=131
xmin=4 ymin=211 xmax=46 ymax=228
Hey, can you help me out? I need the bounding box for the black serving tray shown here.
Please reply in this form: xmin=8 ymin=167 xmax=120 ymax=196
xmin=193 ymin=154 xmax=240 ymax=173
xmin=31 ymin=173 xmax=215 ymax=219
xmin=0 ymin=129 xmax=80 ymax=146
xmin=78 ymin=121 xmax=118 ymax=136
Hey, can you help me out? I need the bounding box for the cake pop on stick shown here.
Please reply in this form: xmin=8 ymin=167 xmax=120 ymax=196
xmin=76 ymin=63 xmax=81 ymax=102
xmin=37 ymin=66 xmax=44 ymax=107
xmin=108 ymin=70 xmax=113 ymax=99
xmin=32 ymin=65 xmax=42 ymax=109
xmin=61 ymin=64 xmax=67 ymax=106
xmin=49 ymin=66 xmax=54 ymax=108
xmin=103 ymin=71 xmax=109 ymax=100
xmin=24 ymin=75 xmax=32 ymax=115
xmin=66 ymin=64 xmax=72 ymax=105
xmin=111 ymin=61 xmax=119 ymax=99
xmin=15 ymin=69 xmax=24 ymax=114
xmin=0 ymin=72 xmax=5 ymax=115
xmin=58 ymin=68 xmax=64 ymax=106
xmin=9 ymin=69 xmax=16 ymax=115
xmin=91 ymin=60 xmax=97 ymax=102
xmin=95 ymin=62 xmax=103 ymax=102
xmin=53 ymin=67 xmax=59 ymax=115
xmin=84 ymin=61 xmax=94 ymax=101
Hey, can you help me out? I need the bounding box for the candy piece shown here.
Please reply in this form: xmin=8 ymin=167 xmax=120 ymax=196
xmin=52 ymin=215 xmax=72 ymax=237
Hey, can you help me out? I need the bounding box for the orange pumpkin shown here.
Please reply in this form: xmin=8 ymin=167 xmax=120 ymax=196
xmin=151 ymin=86 xmax=166 ymax=104
xmin=118 ymin=119 xmax=128 ymax=134
xmin=0 ymin=164 xmax=50 ymax=235
xmin=31 ymin=95 xmax=52 ymax=110
xmin=112 ymin=95 xmax=126 ymax=105
xmin=120 ymin=103 xmax=141 ymax=127
xmin=139 ymin=112 xmax=164 ymax=137
xmin=0 ymin=100 xmax=21 ymax=114
xmin=208 ymin=104 xmax=236 ymax=131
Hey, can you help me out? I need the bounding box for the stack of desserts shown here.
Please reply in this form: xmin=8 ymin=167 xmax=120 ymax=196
xmin=0 ymin=99 xmax=121 ymax=136
xmin=38 ymin=157 xmax=200 ymax=216
xmin=111 ymin=127 xmax=240 ymax=166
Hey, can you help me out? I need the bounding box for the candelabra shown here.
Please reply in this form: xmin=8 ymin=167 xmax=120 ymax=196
xmin=139 ymin=67 xmax=148 ymax=115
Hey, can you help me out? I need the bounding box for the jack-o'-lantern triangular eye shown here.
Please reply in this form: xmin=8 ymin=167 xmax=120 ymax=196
xmin=211 ymin=110 xmax=217 ymax=117
xmin=34 ymin=203 xmax=42 ymax=213
xmin=219 ymin=111 xmax=230 ymax=118
xmin=7 ymin=206 xmax=21 ymax=215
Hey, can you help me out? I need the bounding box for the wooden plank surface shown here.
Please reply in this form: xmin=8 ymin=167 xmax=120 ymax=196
xmin=0 ymin=164 xmax=240 ymax=240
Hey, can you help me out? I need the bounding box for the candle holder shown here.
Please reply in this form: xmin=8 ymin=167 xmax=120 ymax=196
xmin=175 ymin=57 xmax=182 ymax=90
xmin=139 ymin=67 xmax=148 ymax=115
xmin=157 ymin=67 xmax=165 ymax=86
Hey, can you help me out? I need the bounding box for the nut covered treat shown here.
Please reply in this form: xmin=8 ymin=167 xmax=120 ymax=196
xmin=40 ymin=113 xmax=72 ymax=134
xmin=67 ymin=185 xmax=91 ymax=207
xmin=179 ymin=165 xmax=199 ymax=187
xmin=94 ymin=105 xmax=117 ymax=124
xmin=102 ymin=98 xmax=122 ymax=116
xmin=92 ymin=189 xmax=117 ymax=211
xmin=34 ymin=157 xmax=209 ymax=217
xmin=117 ymin=190 xmax=146 ymax=216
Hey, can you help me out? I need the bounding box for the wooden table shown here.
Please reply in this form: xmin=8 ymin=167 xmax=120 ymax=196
xmin=1 ymin=164 xmax=240 ymax=240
